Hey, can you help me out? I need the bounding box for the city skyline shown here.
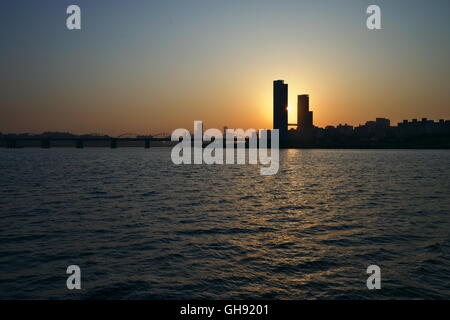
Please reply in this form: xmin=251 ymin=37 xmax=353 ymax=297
xmin=1 ymin=0 xmax=450 ymax=135
xmin=1 ymin=78 xmax=448 ymax=137
xmin=2 ymin=79 xmax=448 ymax=149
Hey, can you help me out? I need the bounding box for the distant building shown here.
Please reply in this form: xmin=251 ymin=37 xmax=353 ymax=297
xmin=336 ymin=124 xmax=354 ymax=136
xmin=273 ymin=80 xmax=288 ymax=141
xmin=397 ymin=118 xmax=450 ymax=135
xmin=297 ymin=94 xmax=313 ymax=129
xmin=375 ymin=118 xmax=390 ymax=129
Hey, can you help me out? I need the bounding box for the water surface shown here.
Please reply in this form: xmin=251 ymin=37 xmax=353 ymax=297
xmin=0 ymin=148 xmax=449 ymax=299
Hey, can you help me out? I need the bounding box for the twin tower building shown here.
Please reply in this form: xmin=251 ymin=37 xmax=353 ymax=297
xmin=273 ymin=80 xmax=314 ymax=141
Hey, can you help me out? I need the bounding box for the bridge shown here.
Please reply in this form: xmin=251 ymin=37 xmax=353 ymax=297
xmin=1 ymin=133 xmax=172 ymax=149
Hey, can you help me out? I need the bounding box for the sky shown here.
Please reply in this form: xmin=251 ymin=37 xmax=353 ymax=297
xmin=1 ymin=0 xmax=449 ymax=135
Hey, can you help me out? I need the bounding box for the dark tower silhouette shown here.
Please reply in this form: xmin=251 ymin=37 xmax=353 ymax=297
xmin=273 ymin=80 xmax=288 ymax=141
xmin=298 ymin=94 xmax=313 ymax=129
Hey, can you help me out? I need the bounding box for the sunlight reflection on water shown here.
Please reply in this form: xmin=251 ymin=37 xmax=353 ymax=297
xmin=0 ymin=148 xmax=449 ymax=299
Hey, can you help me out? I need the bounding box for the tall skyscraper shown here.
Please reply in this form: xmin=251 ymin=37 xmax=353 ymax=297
xmin=273 ymin=80 xmax=288 ymax=141
xmin=298 ymin=94 xmax=313 ymax=129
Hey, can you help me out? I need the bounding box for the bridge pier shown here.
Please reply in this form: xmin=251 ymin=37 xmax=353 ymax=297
xmin=6 ymin=140 xmax=17 ymax=148
xmin=145 ymin=139 xmax=150 ymax=148
xmin=76 ymin=139 xmax=84 ymax=148
xmin=41 ymin=139 xmax=50 ymax=149
xmin=110 ymin=139 xmax=117 ymax=148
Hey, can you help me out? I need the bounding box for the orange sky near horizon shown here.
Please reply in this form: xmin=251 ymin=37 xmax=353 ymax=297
xmin=1 ymin=1 xmax=449 ymax=136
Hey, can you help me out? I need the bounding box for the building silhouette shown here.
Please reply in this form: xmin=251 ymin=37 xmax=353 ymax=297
xmin=297 ymin=94 xmax=313 ymax=129
xmin=273 ymin=80 xmax=288 ymax=141
xmin=2 ymin=80 xmax=449 ymax=149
